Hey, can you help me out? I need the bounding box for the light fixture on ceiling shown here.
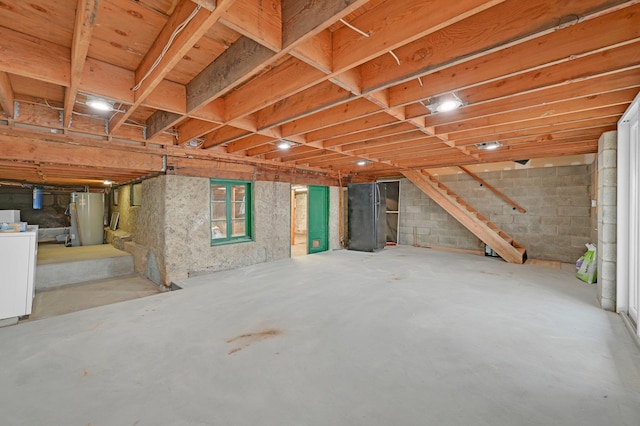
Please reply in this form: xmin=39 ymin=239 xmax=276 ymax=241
xmin=277 ymin=139 xmax=297 ymax=150
xmin=86 ymin=95 xmax=115 ymax=112
xmin=103 ymin=180 xmax=113 ymax=186
xmin=476 ymin=141 xmax=502 ymax=151
xmin=356 ymin=159 xmax=371 ymax=166
xmin=426 ymin=92 xmax=463 ymax=113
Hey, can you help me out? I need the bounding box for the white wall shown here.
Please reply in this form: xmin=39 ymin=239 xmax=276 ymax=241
xmin=616 ymin=91 xmax=640 ymax=338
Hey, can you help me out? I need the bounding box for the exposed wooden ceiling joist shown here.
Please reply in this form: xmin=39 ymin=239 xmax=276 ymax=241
xmin=0 ymin=0 xmax=638 ymax=186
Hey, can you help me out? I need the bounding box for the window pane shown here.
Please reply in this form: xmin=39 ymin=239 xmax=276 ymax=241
xmin=231 ymin=219 xmax=246 ymax=237
xmin=212 ymin=221 xmax=227 ymax=239
xmin=211 ymin=185 xmax=226 ymax=202
xmin=211 ymin=203 xmax=226 ymax=220
xmin=211 ymin=180 xmax=252 ymax=244
xmin=231 ymin=185 xmax=246 ymax=219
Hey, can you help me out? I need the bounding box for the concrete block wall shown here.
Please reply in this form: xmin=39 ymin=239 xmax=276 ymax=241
xmin=399 ymin=179 xmax=482 ymax=251
xmin=0 ymin=187 xmax=70 ymax=228
xmin=399 ymin=165 xmax=594 ymax=263
xmin=597 ymin=131 xmax=617 ymax=311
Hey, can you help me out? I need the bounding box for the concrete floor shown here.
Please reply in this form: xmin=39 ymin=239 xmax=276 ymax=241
xmin=37 ymin=243 xmax=131 ymax=264
xmin=291 ymin=231 xmax=307 ymax=257
xmin=1 ymin=246 xmax=639 ymax=425
xmin=23 ymin=275 xmax=162 ymax=322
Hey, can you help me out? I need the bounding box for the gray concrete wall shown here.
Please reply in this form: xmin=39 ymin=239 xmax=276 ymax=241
xmin=0 ymin=187 xmax=71 ymax=228
xmin=162 ymin=177 xmax=290 ymax=285
xmin=399 ymin=165 xmax=593 ymax=263
xmin=597 ymin=131 xmax=617 ymax=311
xmin=112 ymin=176 xmax=339 ymax=285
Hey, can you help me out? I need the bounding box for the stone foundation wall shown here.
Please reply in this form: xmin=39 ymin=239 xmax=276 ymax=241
xmin=399 ymin=165 xmax=594 ymax=263
xmin=162 ymin=177 xmax=291 ymax=285
xmin=112 ymin=175 xmax=339 ymax=285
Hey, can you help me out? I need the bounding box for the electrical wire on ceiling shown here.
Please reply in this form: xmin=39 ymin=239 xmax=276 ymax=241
xmin=339 ymin=18 xmax=369 ymax=37
xmin=25 ymin=98 xmax=115 ymax=120
xmin=131 ymin=4 xmax=202 ymax=92
xmin=388 ymin=50 xmax=401 ymax=65
xmin=417 ymin=77 xmax=424 ymax=87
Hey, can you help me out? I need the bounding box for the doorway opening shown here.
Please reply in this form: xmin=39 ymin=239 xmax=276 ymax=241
xmin=291 ymin=185 xmax=308 ymax=257
xmin=378 ymin=180 xmax=400 ymax=245
xmin=291 ymin=184 xmax=330 ymax=257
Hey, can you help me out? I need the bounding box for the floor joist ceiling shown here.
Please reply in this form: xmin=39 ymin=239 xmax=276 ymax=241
xmin=0 ymin=0 xmax=637 ymax=186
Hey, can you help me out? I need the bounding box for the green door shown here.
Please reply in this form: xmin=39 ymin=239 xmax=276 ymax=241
xmin=307 ymin=185 xmax=329 ymax=254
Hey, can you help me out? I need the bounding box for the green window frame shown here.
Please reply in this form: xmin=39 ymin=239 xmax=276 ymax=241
xmin=210 ymin=179 xmax=253 ymax=245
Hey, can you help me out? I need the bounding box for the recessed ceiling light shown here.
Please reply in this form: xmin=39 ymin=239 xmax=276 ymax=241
xmin=426 ymin=92 xmax=464 ymax=113
xmin=86 ymin=95 xmax=115 ymax=112
xmin=277 ymin=140 xmax=293 ymax=150
xmin=476 ymin=141 xmax=502 ymax=150
xmin=437 ymin=99 xmax=462 ymax=112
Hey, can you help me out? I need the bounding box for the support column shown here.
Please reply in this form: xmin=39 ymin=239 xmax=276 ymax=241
xmin=597 ymin=131 xmax=617 ymax=311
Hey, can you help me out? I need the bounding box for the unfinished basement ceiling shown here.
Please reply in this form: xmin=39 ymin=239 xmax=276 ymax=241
xmin=0 ymin=0 xmax=638 ymax=187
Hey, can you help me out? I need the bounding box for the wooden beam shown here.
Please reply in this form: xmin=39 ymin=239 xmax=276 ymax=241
xmin=306 ymin=113 xmax=399 ymax=143
xmin=256 ymin=81 xmax=353 ymax=130
xmin=186 ymin=36 xmax=275 ymax=112
xmin=415 ymin=60 xmax=640 ymax=127
xmin=434 ymin=87 xmax=638 ymax=135
xmin=330 ymin=68 xmax=362 ymax=95
xmin=331 ymin=0 xmax=506 ymax=72
xmin=290 ymin=30 xmax=332 ymax=74
xmin=110 ymin=0 xmax=234 ymax=133
xmin=281 ymin=98 xmax=380 ymax=137
xmin=447 ymin=104 xmax=629 ymax=142
xmin=63 ymin=0 xmax=100 ymax=128
xmin=0 ymin=26 xmax=70 ymax=87
xmin=388 ymin=2 xmax=640 ymax=107
xmin=224 ymin=57 xmax=326 ymax=120
xmin=220 ymin=0 xmax=282 ymax=52
xmin=0 ymin=71 xmax=14 ymax=118
xmin=453 ymin=117 xmax=621 ymax=147
xmin=458 ymin=166 xmax=526 ymax=213
xmin=362 ymin=0 xmax=633 ymax=93
xmin=0 ymin=128 xmax=164 ymax=171
xmin=322 ymin=122 xmax=416 ymax=148
xmin=226 ymin=134 xmax=275 ymax=153
xmin=203 ymin=126 xmax=251 ymax=148
xmin=176 ymin=118 xmax=224 ymax=145
xmin=146 ymin=111 xmax=183 ymax=141
xmin=281 ymin=0 xmax=369 ymax=48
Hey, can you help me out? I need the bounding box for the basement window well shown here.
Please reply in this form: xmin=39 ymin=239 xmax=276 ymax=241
xmin=210 ymin=179 xmax=253 ymax=245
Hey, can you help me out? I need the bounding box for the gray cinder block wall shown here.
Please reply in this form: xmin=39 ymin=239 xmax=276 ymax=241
xmin=399 ymin=164 xmax=594 ymax=263
xmin=597 ymin=131 xmax=617 ymax=311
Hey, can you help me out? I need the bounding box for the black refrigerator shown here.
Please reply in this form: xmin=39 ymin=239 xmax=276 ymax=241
xmin=347 ymin=183 xmax=386 ymax=252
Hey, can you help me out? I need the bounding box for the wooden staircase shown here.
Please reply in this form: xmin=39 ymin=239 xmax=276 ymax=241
xmin=402 ymin=169 xmax=526 ymax=264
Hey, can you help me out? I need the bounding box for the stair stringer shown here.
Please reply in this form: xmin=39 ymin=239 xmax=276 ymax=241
xmin=402 ymin=169 xmax=526 ymax=264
